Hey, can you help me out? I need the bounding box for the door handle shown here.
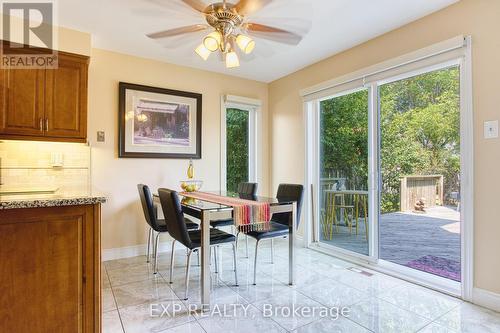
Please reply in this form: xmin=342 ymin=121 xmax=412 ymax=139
xmin=39 ymin=118 xmax=43 ymax=131
xmin=45 ymin=118 xmax=49 ymax=132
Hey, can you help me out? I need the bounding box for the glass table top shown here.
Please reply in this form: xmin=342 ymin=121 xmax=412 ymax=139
xmin=154 ymin=190 xmax=294 ymax=211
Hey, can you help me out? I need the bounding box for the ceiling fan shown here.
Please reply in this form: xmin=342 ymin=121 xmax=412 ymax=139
xmin=146 ymin=0 xmax=308 ymax=68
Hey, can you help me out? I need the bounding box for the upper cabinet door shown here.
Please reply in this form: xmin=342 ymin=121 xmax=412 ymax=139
xmin=45 ymin=53 xmax=88 ymax=139
xmin=0 ymin=68 xmax=45 ymax=136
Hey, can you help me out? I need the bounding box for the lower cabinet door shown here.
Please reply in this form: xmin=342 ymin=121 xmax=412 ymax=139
xmin=0 ymin=205 xmax=100 ymax=333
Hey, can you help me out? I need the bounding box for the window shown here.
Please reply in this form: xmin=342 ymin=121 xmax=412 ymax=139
xmin=220 ymin=95 xmax=259 ymax=192
xmin=226 ymin=108 xmax=250 ymax=192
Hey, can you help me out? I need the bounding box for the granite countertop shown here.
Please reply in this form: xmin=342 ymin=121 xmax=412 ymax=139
xmin=0 ymin=189 xmax=107 ymax=210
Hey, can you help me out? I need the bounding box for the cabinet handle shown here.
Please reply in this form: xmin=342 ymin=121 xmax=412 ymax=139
xmin=45 ymin=118 xmax=49 ymax=132
xmin=39 ymin=118 xmax=43 ymax=131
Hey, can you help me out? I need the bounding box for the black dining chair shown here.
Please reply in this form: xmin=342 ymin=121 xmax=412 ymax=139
xmin=137 ymin=184 xmax=199 ymax=274
xmin=210 ymin=182 xmax=258 ymax=228
xmin=158 ymin=188 xmax=238 ymax=300
xmin=211 ymin=182 xmax=258 ymax=258
xmin=243 ymin=183 xmax=304 ymax=285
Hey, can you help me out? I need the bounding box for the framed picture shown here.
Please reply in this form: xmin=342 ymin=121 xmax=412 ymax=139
xmin=118 ymin=82 xmax=202 ymax=159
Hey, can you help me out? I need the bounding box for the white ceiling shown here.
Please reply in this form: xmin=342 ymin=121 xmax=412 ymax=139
xmin=57 ymin=0 xmax=458 ymax=82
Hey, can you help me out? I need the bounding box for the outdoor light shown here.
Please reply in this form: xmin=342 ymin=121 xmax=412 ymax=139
xmin=195 ymin=44 xmax=211 ymax=60
xmin=236 ymin=34 xmax=255 ymax=54
xmin=225 ymin=51 xmax=240 ymax=68
xmin=203 ymin=31 xmax=222 ymax=52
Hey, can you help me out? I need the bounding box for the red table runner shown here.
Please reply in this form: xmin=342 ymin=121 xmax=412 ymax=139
xmin=181 ymin=191 xmax=271 ymax=232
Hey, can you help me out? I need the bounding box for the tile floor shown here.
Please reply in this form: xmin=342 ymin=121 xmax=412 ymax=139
xmin=102 ymin=237 xmax=500 ymax=333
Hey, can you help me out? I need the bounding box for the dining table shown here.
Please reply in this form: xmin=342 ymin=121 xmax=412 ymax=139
xmin=153 ymin=190 xmax=297 ymax=309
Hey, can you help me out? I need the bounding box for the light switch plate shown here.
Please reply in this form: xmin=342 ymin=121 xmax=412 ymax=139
xmin=484 ymin=120 xmax=498 ymax=139
xmin=97 ymin=131 xmax=105 ymax=142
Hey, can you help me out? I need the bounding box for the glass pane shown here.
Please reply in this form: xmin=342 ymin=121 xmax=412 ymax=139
xmin=379 ymin=66 xmax=461 ymax=281
xmin=319 ymin=89 xmax=369 ymax=256
xmin=226 ymin=108 xmax=249 ymax=193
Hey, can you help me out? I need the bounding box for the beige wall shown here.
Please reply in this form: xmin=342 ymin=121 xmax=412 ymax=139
xmin=87 ymin=49 xmax=269 ymax=250
xmin=268 ymin=0 xmax=500 ymax=294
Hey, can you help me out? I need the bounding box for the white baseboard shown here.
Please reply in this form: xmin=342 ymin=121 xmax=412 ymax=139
xmin=472 ymin=287 xmax=500 ymax=312
xmin=102 ymin=237 xmax=174 ymax=261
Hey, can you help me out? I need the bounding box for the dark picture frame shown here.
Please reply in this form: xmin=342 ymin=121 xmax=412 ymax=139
xmin=118 ymin=82 xmax=202 ymax=159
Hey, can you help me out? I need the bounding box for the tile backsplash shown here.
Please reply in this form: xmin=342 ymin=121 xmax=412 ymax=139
xmin=0 ymin=140 xmax=91 ymax=192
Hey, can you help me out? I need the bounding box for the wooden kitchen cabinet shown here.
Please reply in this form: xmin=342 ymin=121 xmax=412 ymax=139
xmin=0 ymin=47 xmax=89 ymax=142
xmin=0 ymin=204 xmax=101 ymax=333
xmin=45 ymin=53 xmax=88 ymax=139
xmin=0 ymin=68 xmax=45 ymax=135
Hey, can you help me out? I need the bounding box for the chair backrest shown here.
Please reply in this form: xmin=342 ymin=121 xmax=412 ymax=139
xmin=237 ymin=182 xmax=258 ymax=200
xmin=157 ymin=188 xmax=193 ymax=249
xmin=272 ymin=184 xmax=304 ymax=227
xmin=237 ymin=182 xmax=258 ymax=196
xmin=137 ymin=184 xmax=163 ymax=231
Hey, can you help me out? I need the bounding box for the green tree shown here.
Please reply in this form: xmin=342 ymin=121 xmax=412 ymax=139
xmin=320 ymin=89 xmax=369 ymax=190
xmin=320 ymin=66 xmax=460 ymax=213
xmin=226 ymin=108 xmax=249 ymax=193
xmin=379 ymin=66 xmax=460 ymax=212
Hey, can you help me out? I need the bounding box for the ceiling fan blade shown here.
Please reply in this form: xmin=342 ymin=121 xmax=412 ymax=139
xmin=181 ymin=0 xmax=207 ymax=13
xmin=147 ymin=24 xmax=209 ymax=39
xmin=235 ymin=0 xmax=273 ymax=16
xmin=244 ymin=23 xmax=303 ymax=45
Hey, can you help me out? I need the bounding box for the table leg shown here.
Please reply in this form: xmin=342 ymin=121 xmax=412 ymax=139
xmin=289 ymin=202 xmax=297 ymax=285
xmin=201 ymin=210 xmax=210 ymax=309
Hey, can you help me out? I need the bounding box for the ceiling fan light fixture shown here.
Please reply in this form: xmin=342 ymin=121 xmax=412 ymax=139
xmin=195 ymin=43 xmax=211 ymax=60
xmin=147 ymin=0 xmax=309 ymax=69
xmin=236 ymin=34 xmax=255 ymax=54
xmin=225 ymin=51 xmax=240 ymax=68
xmin=203 ymin=31 xmax=222 ymax=52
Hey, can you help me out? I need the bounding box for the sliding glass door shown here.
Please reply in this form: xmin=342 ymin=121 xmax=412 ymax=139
xmin=319 ymin=89 xmax=370 ymax=256
xmin=313 ymin=62 xmax=464 ymax=287
xmin=378 ymin=65 xmax=462 ymax=282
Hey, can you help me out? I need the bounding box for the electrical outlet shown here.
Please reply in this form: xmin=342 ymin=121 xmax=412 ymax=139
xmin=97 ymin=131 xmax=105 ymax=142
xmin=484 ymin=121 xmax=498 ymax=139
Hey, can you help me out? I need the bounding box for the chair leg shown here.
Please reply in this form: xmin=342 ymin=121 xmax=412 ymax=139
xmin=184 ymin=249 xmax=193 ymax=300
xmin=270 ymin=238 xmax=274 ymax=264
xmin=235 ymin=231 xmax=239 ymax=251
xmin=253 ymin=239 xmax=260 ymax=285
xmin=197 ymin=249 xmax=200 ymax=266
xmin=245 ymin=235 xmax=249 ymax=258
xmin=146 ymin=228 xmax=153 ymax=263
xmin=169 ymin=240 xmax=176 ymax=283
xmin=153 ymin=233 xmax=160 ymax=274
xmin=232 ymin=243 xmax=238 ymax=286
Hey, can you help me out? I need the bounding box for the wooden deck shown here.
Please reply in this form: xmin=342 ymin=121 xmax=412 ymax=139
xmin=320 ymin=206 xmax=460 ymax=279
